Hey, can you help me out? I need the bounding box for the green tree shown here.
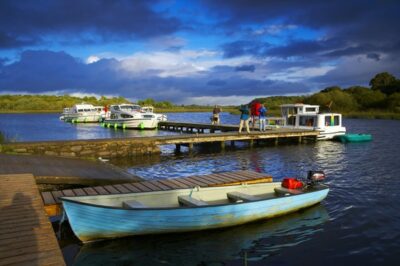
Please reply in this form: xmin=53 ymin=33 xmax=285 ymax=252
xmin=385 ymin=93 xmax=400 ymax=112
xmin=320 ymin=86 xmax=342 ymax=93
xmin=370 ymin=72 xmax=397 ymax=92
xmin=345 ymin=86 xmax=386 ymax=109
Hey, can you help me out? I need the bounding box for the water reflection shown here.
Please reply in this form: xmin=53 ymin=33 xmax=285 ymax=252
xmin=69 ymin=204 xmax=328 ymax=266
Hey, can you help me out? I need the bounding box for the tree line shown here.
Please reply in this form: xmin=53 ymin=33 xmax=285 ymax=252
xmin=0 ymin=95 xmax=178 ymax=112
xmin=252 ymin=72 xmax=400 ymax=117
xmin=0 ymin=72 xmax=399 ymax=117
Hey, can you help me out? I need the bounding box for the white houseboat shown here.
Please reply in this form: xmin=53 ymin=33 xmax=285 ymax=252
xmin=62 ymin=103 xmax=103 ymax=123
xmin=93 ymin=106 xmax=107 ymax=120
xmin=59 ymin=107 xmax=70 ymax=120
xmin=280 ymin=104 xmax=346 ymax=140
xmin=141 ymin=106 xmax=168 ymax=121
xmin=103 ymin=104 xmax=158 ymax=129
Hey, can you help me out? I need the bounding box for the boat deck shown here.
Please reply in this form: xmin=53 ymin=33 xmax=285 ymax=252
xmin=41 ymin=170 xmax=273 ymax=216
xmin=0 ymin=173 xmax=65 ymax=266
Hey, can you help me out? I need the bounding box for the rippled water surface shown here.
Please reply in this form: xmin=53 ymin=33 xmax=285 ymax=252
xmin=1 ymin=113 xmax=400 ymax=265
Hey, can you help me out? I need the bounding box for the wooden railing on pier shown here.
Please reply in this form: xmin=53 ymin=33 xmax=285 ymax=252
xmin=0 ymin=174 xmax=65 ymax=265
xmin=41 ymin=170 xmax=273 ymax=217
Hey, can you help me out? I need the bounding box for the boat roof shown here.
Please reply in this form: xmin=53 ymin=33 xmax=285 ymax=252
xmin=73 ymin=103 xmax=95 ymax=109
xmin=280 ymin=103 xmax=319 ymax=108
xmin=110 ymin=103 xmax=141 ymax=107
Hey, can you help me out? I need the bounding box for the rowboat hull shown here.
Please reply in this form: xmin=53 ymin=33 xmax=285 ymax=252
xmin=335 ymin=134 xmax=372 ymax=143
xmin=61 ymin=183 xmax=329 ymax=242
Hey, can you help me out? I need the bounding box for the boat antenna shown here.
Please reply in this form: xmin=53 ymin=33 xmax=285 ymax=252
xmin=326 ymin=101 xmax=333 ymax=112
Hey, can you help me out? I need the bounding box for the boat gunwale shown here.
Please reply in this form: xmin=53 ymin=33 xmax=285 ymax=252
xmin=60 ymin=185 xmax=329 ymax=211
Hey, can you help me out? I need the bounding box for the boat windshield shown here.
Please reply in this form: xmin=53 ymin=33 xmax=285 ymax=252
xmin=121 ymin=105 xmax=141 ymax=112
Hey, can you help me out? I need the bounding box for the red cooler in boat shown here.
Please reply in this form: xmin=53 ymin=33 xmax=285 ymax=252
xmin=282 ymin=178 xmax=303 ymax=189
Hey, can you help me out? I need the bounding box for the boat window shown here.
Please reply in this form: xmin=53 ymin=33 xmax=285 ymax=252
xmin=305 ymin=107 xmax=317 ymax=113
xmin=121 ymin=114 xmax=133 ymax=118
xmin=299 ymin=116 xmax=316 ymax=127
xmin=287 ymin=116 xmax=296 ymax=126
xmin=325 ymin=115 xmax=340 ymax=126
xmin=113 ymin=106 xmax=120 ymax=111
xmin=121 ymin=105 xmax=140 ymax=112
xmin=143 ymin=115 xmax=155 ymax=118
xmin=77 ymin=109 xmax=83 ymax=112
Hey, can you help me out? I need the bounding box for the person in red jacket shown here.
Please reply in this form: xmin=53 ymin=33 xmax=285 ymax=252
xmin=250 ymin=101 xmax=261 ymax=129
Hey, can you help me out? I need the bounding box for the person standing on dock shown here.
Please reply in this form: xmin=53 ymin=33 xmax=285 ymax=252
xmin=211 ymin=105 xmax=222 ymax=125
xmin=258 ymin=104 xmax=267 ymax=131
xmin=250 ymin=101 xmax=261 ymax=130
xmin=238 ymin=104 xmax=250 ymax=133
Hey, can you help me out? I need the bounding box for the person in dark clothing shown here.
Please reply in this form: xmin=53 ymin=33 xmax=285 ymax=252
xmin=211 ymin=105 xmax=222 ymax=125
xmin=238 ymin=105 xmax=250 ymax=133
xmin=258 ymin=104 xmax=267 ymax=131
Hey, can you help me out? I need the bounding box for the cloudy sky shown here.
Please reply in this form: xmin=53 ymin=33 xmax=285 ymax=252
xmin=0 ymin=0 xmax=399 ymax=105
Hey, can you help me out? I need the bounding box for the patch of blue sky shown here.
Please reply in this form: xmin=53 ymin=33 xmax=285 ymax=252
xmin=245 ymin=18 xmax=323 ymax=46
xmin=175 ymin=32 xmax=222 ymax=51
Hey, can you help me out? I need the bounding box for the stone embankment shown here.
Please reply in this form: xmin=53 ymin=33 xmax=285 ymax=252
xmin=0 ymin=138 xmax=160 ymax=159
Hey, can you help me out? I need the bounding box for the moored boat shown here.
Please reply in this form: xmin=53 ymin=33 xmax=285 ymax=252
xmin=280 ymin=104 xmax=346 ymax=140
xmin=334 ymin=133 xmax=372 ymax=143
xmin=59 ymin=107 xmax=70 ymax=120
xmin=62 ymin=103 xmax=103 ymax=123
xmin=103 ymin=104 xmax=158 ymax=129
xmin=141 ymin=106 xmax=168 ymax=121
xmin=61 ymin=171 xmax=329 ymax=242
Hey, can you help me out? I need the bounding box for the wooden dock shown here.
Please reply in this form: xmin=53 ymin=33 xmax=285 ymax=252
xmin=158 ymin=119 xmax=286 ymax=133
xmin=41 ymin=170 xmax=273 ymax=217
xmin=2 ymin=123 xmax=319 ymax=159
xmin=155 ymin=127 xmax=319 ymax=151
xmin=0 ymin=174 xmax=65 ymax=266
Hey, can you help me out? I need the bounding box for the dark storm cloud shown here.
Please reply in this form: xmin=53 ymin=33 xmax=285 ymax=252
xmin=0 ymin=0 xmax=181 ymax=48
xmin=210 ymin=1 xmax=400 ymax=60
xmin=0 ymin=50 xmax=119 ymax=92
xmin=207 ymin=79 xmax=227 ymax=87
xmin=235 ymin=65 xmax=255 ymax=72
xmin=221 ymin=41 xmax=269 ymax=58
xmin=366 ymin=53 xmax=381 ymax=61
xmin=0 ymin=50 xmax=310 ymax=101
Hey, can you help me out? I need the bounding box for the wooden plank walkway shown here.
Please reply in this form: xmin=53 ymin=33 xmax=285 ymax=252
xmin=0 ymin=153 xmax=142 ymax=186
xmin=158 ymin=119 xmax=286 ymax=133
xmin=41 ymin=170 xmax=273 ymax=217
xmin=0 ymin=174 xmax=65 ymax=266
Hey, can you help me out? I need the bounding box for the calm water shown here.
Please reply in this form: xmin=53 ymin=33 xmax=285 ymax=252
xmin=1 ymin=113 xmax=400 ymax=265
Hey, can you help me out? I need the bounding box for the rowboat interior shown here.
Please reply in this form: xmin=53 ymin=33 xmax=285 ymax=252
xmin=62 ymin=182 xmax=326 ymax=209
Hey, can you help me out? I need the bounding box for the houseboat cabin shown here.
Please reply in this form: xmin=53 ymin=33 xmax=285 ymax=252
xmin=280 ymin=104 xmax=346 ymax=140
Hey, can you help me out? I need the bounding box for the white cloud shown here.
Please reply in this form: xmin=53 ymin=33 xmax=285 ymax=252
xmin=182 ymin=95 xmax=266 ymax=106
xmin=118 ymin=49 xmax=257 ymax=78
xmin=253 ymin=24 xmax=298 ymax=36
xmin=86 ymin=55 xmax=100 ymax=64
xmin=268 ymin=66 xmax=336 ymax=82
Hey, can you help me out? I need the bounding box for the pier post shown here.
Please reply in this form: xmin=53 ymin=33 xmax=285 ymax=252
xmin=176 ymin=144 xmax=181 ymax=152
xmin=298 ymin=136 xmax=302 ymax=143
xmin=231 ymin=140 xmax=235 ymax=147
xmin=249 ymin=139 xmax=254 ymax=148
xmin=275 ymin=138 xmax=279 ymax=146
xmin=221 ymin=141 xmax=225 ymax=150
xmin=188 ymin=143 xmax=194 ymax=151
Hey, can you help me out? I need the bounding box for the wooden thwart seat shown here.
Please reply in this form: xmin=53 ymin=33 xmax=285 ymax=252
xmin=123 ymin=200 xmax=147 ymax=209
xmin=227 ymin=191 xmax=260 ymax=202
xmin=274 ymin=187 xmax=304 ymax=196
xmin=178 ymin=195 xmax=208 ymax=207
